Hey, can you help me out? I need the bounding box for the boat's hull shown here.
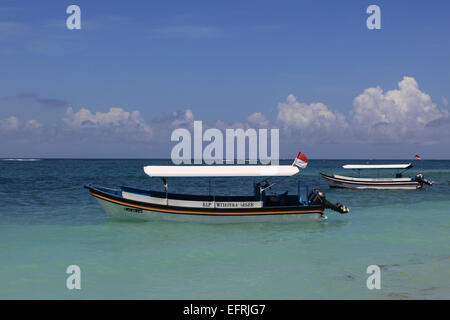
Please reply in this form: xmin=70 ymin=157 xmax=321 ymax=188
xmin=87 ymin=186 xmax=324 ymax=223
xmin=96 ymin=197 xmax=323 ymax=223
xmin=320 ymin=173 xmax=421 ymax=190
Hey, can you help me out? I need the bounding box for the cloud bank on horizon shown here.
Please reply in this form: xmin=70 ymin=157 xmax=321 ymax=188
xmin=1 ymin=76 xmax=449 ymax=158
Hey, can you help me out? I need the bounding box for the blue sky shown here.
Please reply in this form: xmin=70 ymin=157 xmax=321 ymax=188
xmin=0 ymin=0 xmax=449 ymax=158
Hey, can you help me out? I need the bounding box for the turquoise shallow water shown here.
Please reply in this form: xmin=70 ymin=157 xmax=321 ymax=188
xmin=0 ymin=159 xmax=449 ymax=299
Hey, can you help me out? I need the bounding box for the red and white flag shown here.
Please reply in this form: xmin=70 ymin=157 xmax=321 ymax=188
xmin=293 ymin=152 xmax=308 ymax=168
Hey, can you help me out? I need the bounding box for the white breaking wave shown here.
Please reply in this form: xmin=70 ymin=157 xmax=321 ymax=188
xmin=1 ymin=158 xmax=41 ymax=161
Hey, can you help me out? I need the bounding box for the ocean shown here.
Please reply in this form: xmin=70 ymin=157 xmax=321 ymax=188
xmin=0 ymin=159 xmax=449 ymax=299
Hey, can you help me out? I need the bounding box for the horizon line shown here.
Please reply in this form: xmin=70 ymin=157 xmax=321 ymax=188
xmin=1 ymin=157 xmax=449 ymax=161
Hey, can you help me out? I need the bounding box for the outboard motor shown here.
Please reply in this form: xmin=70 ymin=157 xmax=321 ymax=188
xmin=308 ymin=189 xmax=349 ymax=214
xmin=415 ymin=173 xmax=434 ymax=186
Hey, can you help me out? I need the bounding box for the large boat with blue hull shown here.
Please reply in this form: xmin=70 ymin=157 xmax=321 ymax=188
xmin=85 ymin=152 xmax=349 ymax=223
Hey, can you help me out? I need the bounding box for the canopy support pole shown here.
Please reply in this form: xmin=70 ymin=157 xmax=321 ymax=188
xmin=298 ymin=180 xmax=302 ymax=203
xmin=212 ymin=178 xmax=216 ymax=208
xmin=161 ymin=177 xmax=168 ymax=205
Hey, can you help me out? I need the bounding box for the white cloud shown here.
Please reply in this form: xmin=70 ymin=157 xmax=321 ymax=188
xmin=64 ymin=107 xmax=153 ymax=139
xmin=2 ymin=76 xmax=448 ymax=157
xmin=442 ymin=96 xmax=448 ymax=106
xmin=351 ymin=76 xmax=449 ymax=142
xmin=0 ymin=116 xmax=19 ymax=132
xmin=273 ymin=77 xmax=449 ymax=145
xmin=170 ymin=109 xmax=194 ymax=128
xmin=247 ymin=112 xmax=269 ymax=128
xmin=61 ymin=107 xmax=198 ymax=143
xmin=24 ymin=119 xmax=42 ymax=131
xmin=0 ymin=117 xmax=42 ymax=139
xmin=276 ymin=94 xmax=348 ymax=139
xmin=213 ymin=114 xmax=271 ymax=132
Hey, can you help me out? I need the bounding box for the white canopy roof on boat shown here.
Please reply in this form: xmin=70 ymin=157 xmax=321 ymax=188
xmin=143 ymin=165 xmax=300 ymax=177
xmin=342 ymin=163 xmax=412 ymax=170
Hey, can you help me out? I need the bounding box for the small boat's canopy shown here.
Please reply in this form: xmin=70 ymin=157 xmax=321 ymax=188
xmin=342 ymin=163 xmax=412 ymax=170
xmin=144 ymin=165 xmax=300 ymax=177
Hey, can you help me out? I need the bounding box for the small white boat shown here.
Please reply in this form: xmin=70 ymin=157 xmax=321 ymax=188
xmin=320 ymin=163 xmax=433 ymax=190
xmin=85 ymin=152 xmax=349 ymax=223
